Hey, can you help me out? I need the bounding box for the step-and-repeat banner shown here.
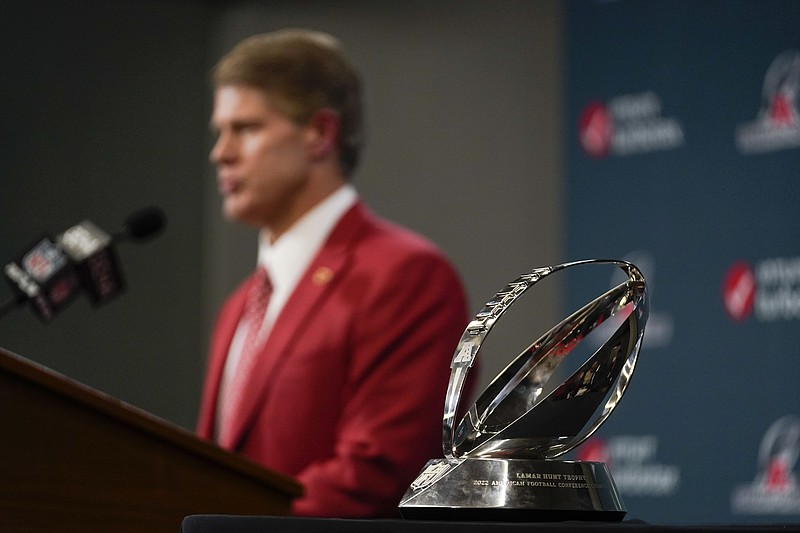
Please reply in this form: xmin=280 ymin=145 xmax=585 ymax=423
xmin=564 ymin=0 xmax=800 ymax=524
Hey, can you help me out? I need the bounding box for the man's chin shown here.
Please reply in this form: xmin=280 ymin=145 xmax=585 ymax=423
xmin=222 ymin=202 xmax=264 ymax=228
xmin=222 ymin=201 xmax=246 ymax=223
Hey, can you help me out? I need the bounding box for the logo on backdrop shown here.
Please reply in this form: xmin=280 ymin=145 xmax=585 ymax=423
xmin=731 ymin=415 xmax=800 ymax=515
xmin=579 ymin=91 xmax=684 ymax=158
xmin=723 ymin=258 xmax=800 ymax=322
xmin=735 ymin=50 xmax=800 ymax=154
xmin=577 ymin=435 xmax=680 ymax=497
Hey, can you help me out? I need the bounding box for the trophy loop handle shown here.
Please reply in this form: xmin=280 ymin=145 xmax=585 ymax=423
xmin=442 ymin=259 xmax=647 ymax=461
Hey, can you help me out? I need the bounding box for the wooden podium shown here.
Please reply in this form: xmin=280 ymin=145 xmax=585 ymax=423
xmin=0 ymin=347 xmax=303 ymax=533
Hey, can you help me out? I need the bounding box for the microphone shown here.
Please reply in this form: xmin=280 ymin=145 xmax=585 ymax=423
xmin=2 ymin=236 xmax=82 ymax=321
xmin=59 ymin=207 xmax=166 ymax=305
xmin=2 ymin=206 xmax=166 ymax=321
xmin=115 ymin=205 xmax=167 ymax=242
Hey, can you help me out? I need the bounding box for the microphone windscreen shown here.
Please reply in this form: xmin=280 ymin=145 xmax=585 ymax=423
xmin=124 ymin=206 xmax=166 ymax=241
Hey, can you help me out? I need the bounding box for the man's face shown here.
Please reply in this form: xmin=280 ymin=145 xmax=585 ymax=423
xmin=210 ymin=85 xmax=313 ymax=231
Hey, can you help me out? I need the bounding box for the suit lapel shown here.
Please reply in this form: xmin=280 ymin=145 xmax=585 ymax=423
xmin=227 ymin=202 xmax=370 ymax=449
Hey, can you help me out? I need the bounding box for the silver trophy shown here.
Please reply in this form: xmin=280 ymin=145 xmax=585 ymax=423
xmin=399 ymin=259 xmax=649 ymax=521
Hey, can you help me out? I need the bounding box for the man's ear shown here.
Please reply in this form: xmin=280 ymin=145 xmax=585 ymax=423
xmin=306 ymin=108 xmax=340 ymax=160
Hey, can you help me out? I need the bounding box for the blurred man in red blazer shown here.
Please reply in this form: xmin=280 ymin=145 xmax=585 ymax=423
xmin=196 ymin=29 xmax=476 ymax=518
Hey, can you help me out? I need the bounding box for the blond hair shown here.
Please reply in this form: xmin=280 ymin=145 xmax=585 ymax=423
xmin=213 ymin=29 xmax=363 ymax=176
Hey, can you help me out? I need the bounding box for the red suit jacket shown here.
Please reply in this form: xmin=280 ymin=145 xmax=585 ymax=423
xmin=197 ymin=202 xmax=476 ymax=517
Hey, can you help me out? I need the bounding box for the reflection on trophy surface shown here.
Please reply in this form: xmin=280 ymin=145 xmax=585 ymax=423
xmin=399 ymin=259 xmax=649 ymax=521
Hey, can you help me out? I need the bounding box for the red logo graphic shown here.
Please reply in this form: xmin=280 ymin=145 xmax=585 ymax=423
xmin=769 ymin=92 xmax=796 ymax=127
xmin=579 ymin=101 xmax=613 ymax=158
xmin=731 ymin=415 xmax=800 ymax=513
xmin=48 ymin=278 xmax=74 ymax=306
xmin=735 ymin=50 xmax=800 ymax=154
xmin=722 ymin=262 xmax=757 ymax=322
xmin=765 ymin=458 xmax=790 ymax=493
xmin=576 ymin=437 xmax=611 ymax=465
xmin=24 ymin=250 xmax=53 ymax=280
xmin=764 ymin=50 xmax=799 ymax=128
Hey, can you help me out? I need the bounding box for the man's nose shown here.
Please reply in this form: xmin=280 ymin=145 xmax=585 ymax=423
xmin=210 ymin=132 xmax=235 ymax=165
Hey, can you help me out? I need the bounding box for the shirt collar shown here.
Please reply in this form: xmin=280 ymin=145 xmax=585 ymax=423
xmin=257 ymin=184 xmax=358 ymax=295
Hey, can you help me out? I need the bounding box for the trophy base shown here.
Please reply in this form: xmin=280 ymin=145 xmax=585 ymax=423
xmin=399 ymin=458 xmax=625 ymax=522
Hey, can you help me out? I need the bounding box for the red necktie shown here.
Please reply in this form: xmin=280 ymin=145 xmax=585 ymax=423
xmin=218 ymin=266 xmax=272 ymax=448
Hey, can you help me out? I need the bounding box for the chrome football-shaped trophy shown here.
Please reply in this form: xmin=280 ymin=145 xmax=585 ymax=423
xmin=399 ymin=259 xmax=648 ymax=521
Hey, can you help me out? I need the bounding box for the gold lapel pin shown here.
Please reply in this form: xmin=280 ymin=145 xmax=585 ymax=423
xmin=312 ymin=266 xmax=334 ymax=286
